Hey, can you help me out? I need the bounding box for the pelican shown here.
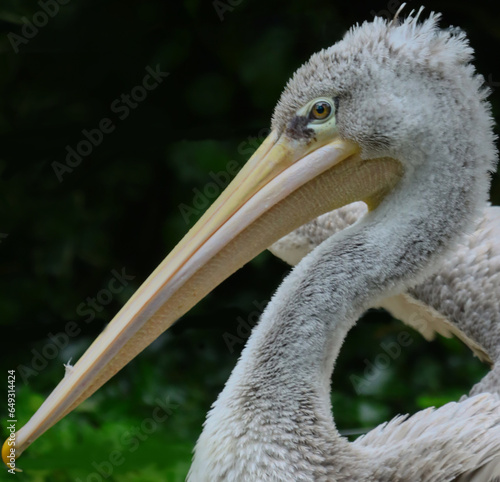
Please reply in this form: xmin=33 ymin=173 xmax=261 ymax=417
xmin=3 ymin=9 xmax=500 ymax=480
xmin=270 ymin=202 xmax=500 ymax=395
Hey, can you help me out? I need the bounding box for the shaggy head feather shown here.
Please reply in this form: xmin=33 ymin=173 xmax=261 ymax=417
xmin=272 ymin=12 xmax=496 ymax=183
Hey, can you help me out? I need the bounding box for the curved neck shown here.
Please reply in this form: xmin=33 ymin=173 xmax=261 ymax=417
xmin=190 ymin=148 xmax=485 ymax=479
xmin=241 ymin=150 xmax=478 ymax=394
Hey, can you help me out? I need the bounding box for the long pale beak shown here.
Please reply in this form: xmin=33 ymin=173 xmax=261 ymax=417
xmin=3 ymin=129 xmax=402 ymax=468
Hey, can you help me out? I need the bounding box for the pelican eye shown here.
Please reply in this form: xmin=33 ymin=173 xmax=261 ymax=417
xmin=309 ymin=101 xmax=332 ymax=122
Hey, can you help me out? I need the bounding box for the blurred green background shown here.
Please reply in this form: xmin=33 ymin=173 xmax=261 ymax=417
xmin=0 ymin=0 xmax=499 ymax=480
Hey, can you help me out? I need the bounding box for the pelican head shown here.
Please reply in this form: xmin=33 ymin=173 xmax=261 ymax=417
xmin=3 ymin=10 xmax=496 ymax=469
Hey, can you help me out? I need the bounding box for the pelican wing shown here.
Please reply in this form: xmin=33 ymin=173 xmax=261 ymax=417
xmin=353 ymin=393 xmax=500 ymax=482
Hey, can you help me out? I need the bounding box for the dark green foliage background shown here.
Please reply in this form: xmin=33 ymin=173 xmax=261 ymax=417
xmin=0 ymin=1 xmax=498 ymax=480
